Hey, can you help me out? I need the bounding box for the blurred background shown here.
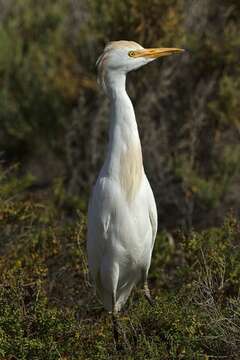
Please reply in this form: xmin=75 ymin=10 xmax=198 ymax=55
xmin=1 ymin=1 xmax=240 ymax=358
xmin=0 ymin=0 xmax=240 ymax=229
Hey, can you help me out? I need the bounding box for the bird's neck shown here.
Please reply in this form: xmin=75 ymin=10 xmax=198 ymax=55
xmin=104 ymin=72 xmax=143 ymax=201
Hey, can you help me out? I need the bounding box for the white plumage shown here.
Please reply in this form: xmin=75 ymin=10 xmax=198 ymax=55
xmin=87 ymin=41 xmax=184 ymax=313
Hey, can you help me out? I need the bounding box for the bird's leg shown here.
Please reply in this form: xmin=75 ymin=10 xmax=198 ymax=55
xmin=143 ymin=280 xmax=154 ymax=306
xmin=112 ymin=295 xmax=122 ymax=350
xmin=112 ymin=309 xmax=119 ymax=346
xmin=112 ymin=296 xmax=130 ymax=351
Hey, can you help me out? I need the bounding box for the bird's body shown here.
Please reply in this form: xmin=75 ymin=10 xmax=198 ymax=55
xmin=87 ymin=82 xmax=157 ymax=311
xmin=87 ymin=41 xmax=183 ymax=313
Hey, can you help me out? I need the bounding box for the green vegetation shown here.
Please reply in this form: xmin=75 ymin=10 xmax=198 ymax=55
xmin=0 ymin=0 xmax=240 ymax=358
xmin=0 ymin=166 xmax=240 ymax=359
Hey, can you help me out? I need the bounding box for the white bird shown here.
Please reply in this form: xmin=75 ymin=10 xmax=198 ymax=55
xmin=87 ymin=41 xmax=184 ymax=316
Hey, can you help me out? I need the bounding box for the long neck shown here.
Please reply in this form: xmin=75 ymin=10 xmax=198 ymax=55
xmin=103 ymin=71 xmax=143 ymax=202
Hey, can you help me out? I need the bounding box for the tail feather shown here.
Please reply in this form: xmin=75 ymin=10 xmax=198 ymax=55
xmin=95 ymin=270 xmax=135 ymax=312
xmin=115 ymin=283 xmax=134 ymax=311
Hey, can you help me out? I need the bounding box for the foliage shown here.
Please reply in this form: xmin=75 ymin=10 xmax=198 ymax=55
xmin=0 ymin=1 xmax=240 ymax=357
xmin=0 ymin=166 xmax=240 ymax=359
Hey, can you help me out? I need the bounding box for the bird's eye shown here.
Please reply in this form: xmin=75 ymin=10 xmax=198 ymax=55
xmin=128 ymin=51 xmax=135 ymax=57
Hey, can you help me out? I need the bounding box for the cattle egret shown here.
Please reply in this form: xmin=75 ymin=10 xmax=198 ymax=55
xmin=87 ymin=41 xmax=184 ymax=321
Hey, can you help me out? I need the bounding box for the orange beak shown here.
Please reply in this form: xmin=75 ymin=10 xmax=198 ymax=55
xmin=130 ymin=47 xmax=185 ymax=58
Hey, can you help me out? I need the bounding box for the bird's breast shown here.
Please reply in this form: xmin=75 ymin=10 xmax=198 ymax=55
xmin=119 ymin=142 xmax=143 ymax=203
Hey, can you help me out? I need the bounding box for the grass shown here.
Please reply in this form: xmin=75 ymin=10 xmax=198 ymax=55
xmin=0 ymin=166 xmax=240 ymax=359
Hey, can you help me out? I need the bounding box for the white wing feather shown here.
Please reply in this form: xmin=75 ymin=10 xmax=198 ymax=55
xmin=87 ymin=174 xmax=157 ymax=311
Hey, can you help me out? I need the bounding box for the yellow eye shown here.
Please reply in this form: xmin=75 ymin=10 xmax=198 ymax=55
xmin=128 ymin=51 xmax=135 ymax=57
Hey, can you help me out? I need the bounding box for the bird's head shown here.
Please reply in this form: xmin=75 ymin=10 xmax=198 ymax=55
xmin=96 ymin=40 xmax=184 ymax=92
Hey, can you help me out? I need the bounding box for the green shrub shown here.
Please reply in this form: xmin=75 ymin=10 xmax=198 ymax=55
xmin=0 ymin=165 xmax=239 ymax=359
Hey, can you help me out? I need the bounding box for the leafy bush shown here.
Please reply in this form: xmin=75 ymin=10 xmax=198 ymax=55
xmin=0 ymin=165 xmax=239 ymax=359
